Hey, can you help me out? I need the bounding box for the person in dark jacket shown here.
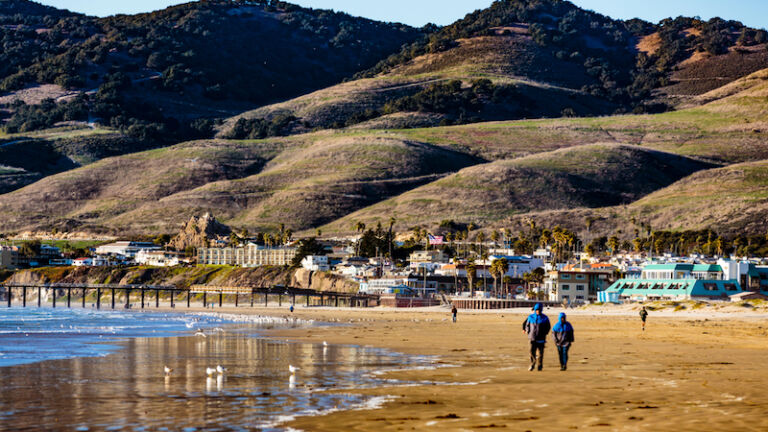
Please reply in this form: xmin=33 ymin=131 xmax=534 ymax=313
xmin=639 ymin=306 xmax=648 ymax=331
xmin=522 ymin=303 xmax=550 ymax=371
xmin=552 ymin=312 xmax=575 ymax=371
xmin=451 ymin=305 xmax=458 ymax=323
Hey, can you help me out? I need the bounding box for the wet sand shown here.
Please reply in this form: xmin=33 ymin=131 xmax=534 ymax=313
xmin=232 ymin=305 xmax=768 ymax=431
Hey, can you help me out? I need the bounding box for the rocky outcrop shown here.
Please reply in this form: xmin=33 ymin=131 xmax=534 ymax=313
xmin=292 ymin=268 xmax=358 ymax=292
xmin=169 ymin=213 xmax=231 ymax=251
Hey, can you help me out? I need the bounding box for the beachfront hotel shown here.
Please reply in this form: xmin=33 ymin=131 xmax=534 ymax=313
xmin=198 ymin=243 xmax=297 ymax=267
xmin=599 ymin=260 xmax=768 ymax=302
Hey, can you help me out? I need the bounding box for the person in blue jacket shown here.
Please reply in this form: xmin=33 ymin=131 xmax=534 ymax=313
xmin=552 ymin=312 xmax=575 ymax=371
xmin=522 ymin=303 xmax=550 ymax=371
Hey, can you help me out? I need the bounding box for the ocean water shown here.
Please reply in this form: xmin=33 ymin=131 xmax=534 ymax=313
xmin=0 ymin=307 xmax=435 ymax=431
xmin=0 ymin=307 xmax=236 ymax=367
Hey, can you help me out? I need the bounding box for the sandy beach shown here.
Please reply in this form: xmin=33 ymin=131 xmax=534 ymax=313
xmin=209 ymin=304 xmax=768 ymax=431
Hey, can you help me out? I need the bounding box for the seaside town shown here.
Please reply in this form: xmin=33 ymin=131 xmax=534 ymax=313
xmin=3 ymin=0 xmax=768 ymax=430
xmin=3 ymin=213 xmax=768 ymax=308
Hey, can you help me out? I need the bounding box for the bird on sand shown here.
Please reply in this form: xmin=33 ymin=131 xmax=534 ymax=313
xmin=164 ymin=366 xmax=173 ymax=375
xmin=194 ymin=329 xmax=207 ymax=338
xmin=216 ymin=365 xmax=226 ymax=375
xmin=289 ymin=365 xmax=300 ymax=374
xmin=206 ymin=367 xmax=216 ymax=376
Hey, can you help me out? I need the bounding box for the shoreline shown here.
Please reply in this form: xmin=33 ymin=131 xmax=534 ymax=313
xmin=5 ymin=305 xmax=768 ymax=430
xmin=182 ymin=305 xmax=768 ymax=431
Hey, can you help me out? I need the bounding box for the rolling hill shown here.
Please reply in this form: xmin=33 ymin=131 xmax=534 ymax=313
xmin=0 ymin=0 xmax=424 ymax=143
xmin=321 ymin=144 xmax=716 ymax=232
xmin=219 ymin=1 xmax=768 ymax=137
xmin=0 ymin=133 xmax=479 ymax=234
xmin=3 ymin=1 xmax=768 ymax=241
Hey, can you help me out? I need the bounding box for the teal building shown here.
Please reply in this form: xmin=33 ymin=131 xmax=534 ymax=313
xmin=599 ymin=263 xmax=745 ymax=303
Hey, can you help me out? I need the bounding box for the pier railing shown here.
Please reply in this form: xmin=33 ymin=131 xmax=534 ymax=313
xmin=0 ymin=283 xmax=378 ymax=309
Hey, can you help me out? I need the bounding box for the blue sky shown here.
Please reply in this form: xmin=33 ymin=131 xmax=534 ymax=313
xmin=36 ymin=1 xmax=768 ymax=29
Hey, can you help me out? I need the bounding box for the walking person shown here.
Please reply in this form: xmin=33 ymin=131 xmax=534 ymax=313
xmin=552 ymin=312 xmax=574 ymax=371
xmin=522 ymin=303 xmax=550 ymax=371
xmin=639 ymin=306 xmax=648 ymax=331
xmin=451 ymin=304 xmax=458 ymax=323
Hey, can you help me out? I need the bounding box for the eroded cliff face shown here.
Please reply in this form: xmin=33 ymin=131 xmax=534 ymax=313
xmin=4 ymin=266 xmax=357 ymax=293
xmin=169 ymin=213 xmax=232 ymax=251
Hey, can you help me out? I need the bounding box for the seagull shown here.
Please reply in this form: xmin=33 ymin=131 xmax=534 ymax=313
xmin=289 ymin=365 xmax=300 ymax=374
xmin=322 ymin=341 xmax=328 ymax=347
xmin=216 ymin=365 xmax=226 ymax=375
xmin=164 ymin=366 xmax=173 ymax=375
xmin=206 ymin=367 xmax=216 ymax=376
xmin=194 ymin=329 xmax=207 ymax=338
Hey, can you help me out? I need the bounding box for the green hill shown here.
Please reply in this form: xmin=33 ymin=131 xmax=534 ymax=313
xmin=0 ymin=133 xmax=479 ymax=234
xmin=0 ymin=0 xmax=423 ymax=142
xmin=322 ymin=144 xmax=716 ymax=232
xmin=219 ymin=1 xmax=768 ymax=137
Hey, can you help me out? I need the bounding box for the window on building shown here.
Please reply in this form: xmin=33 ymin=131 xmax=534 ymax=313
xmin=561 ymin=284 xmax=570 ymax=290
xmin=576 ymin=285 xmax=585 ymax=291
xmin=576 ymin=296 xmax=584 ymax=300
xmin=561 ymin=274 xmax=571 ymax=279
xmin=575 ymin=274 xmax=586 ymax=280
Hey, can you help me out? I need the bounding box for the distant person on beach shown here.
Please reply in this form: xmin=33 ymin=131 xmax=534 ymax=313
xmin=451 ymin=305 xmax=458 ymax=323
xmin=522 ymin=303 xmax=551 ymax=371
xmin=640 ymin=306 xmax=648 ymax=331
xmin=290 ymin=304 xmax=294 ymax=313
xmin=552 ymin=312 xmax=575 ymax=371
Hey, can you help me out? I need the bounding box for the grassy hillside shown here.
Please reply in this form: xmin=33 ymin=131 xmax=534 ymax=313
xmin=322 ymin=144 xmax=715 ymax=232
xmin=0 ymin=125 xmax=151 ymax=193
xmin=218 ymin=16 xmax=624 ymax=137
xmin=220 ymin=1 xmax=768 ymax=137
xmin=105 ymin=135 xmax=480 ymax=233
xmin=0 ymin=139 xmax=286 ymax=233
xmin=5 ymin=66 xmax=768 ymax=236
xmin=626 ymin=160 xmax=768 ymax=235
xmin=0 ymin=133 xmax=479 ymax=234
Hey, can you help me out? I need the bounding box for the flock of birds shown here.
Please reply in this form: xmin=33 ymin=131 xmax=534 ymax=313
xmin=161 ymin=337 xmax=328 ymax=383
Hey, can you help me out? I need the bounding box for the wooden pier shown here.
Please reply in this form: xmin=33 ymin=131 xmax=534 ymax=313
xmin=0 ymin=283 xmax=378 ymax=309
xmin=450 ymin=297 xmax=560 ymax=310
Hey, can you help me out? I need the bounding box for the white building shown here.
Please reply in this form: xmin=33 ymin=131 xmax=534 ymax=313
xmin=409 ymin=250 xmax=449 ymax=272
xmin=72 ymin=257 xmax=109 ymax=267
xmin=197 ymin=244 xmax=297 ymax=267
xmin=476 ymin=255 xmax=544 ymax=278
xmin=95 ymin=241 xmax=160 ymax=258
xmin=301 ymin=255 xmax=330 ymax=271
xmin=135 ymin=250 xmax=181 ymax=267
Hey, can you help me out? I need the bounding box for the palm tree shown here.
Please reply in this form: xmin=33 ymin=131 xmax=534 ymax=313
xmin=467 ymin=263 xmax=477 ymax=297
xmin=388 ymin=216 xmax=396 ymax=259
xmin=491 ymin=230 xmax=500 ymax=246
xmin=502 ymin=275 xmax=513 ymax=297
xmin=480 ymin=251 xmax=489 ymax=293
xmin=490 ymin=258 xmax=509 ymax=298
